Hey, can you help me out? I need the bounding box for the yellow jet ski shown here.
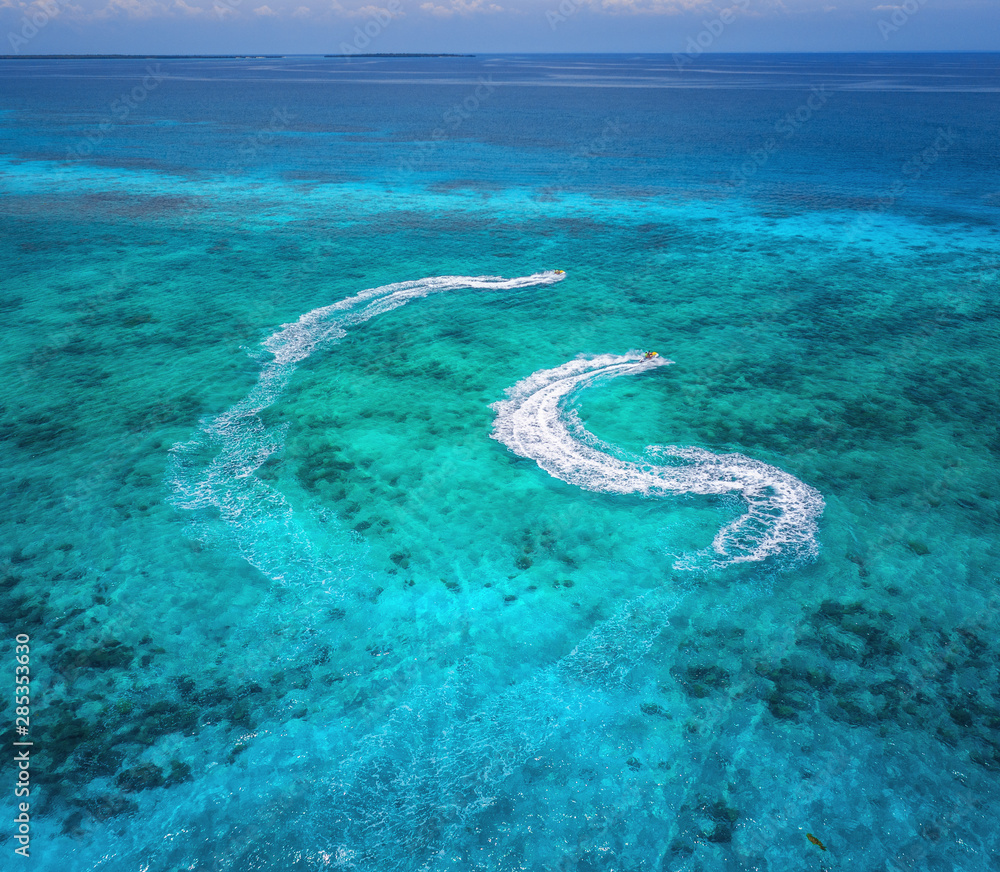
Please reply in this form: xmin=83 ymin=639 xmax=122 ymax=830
xmin=643 ymin=351 xmax=658 ymax=360
xmin=553 ymin=269 xmax=565 ymax=274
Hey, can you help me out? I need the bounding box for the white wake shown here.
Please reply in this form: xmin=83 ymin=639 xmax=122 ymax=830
xmin=167 ymin=271 xmax=566 ymax=587
xmin=491 ymin=353 xmax=824 ymax=566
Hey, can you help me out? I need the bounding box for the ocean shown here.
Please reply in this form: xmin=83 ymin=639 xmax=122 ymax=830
xmin=1 ymin=53 xmax=999 ymax=870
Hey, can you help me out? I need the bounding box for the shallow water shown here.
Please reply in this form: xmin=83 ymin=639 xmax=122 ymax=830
xmin=2 ymin=53 xmax=1000 ymax=871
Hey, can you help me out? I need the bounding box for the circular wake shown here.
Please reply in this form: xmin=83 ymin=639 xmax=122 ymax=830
xmin=490 ymin=353 xmax=824 ymax=566
xmin=167 ymin=271 xmax=566 ymax=587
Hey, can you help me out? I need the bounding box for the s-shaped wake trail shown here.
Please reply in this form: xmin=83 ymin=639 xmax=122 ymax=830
xmin=491 ymin=353 xmax=824 ymax=567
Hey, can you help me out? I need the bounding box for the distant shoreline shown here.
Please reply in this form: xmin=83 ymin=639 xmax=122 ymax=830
xmin=1 ymin=51 xmax=992 ymax=62
xmin=0 ymin=55 xmax=284 ymax=59
xmin=0 ymin=53 xmax=474 ymax=60
xmin=324 ymin=53 xmax=474 ymax=58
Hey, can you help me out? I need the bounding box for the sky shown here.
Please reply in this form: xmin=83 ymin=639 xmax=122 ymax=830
xmin=2 ymin=0 xmax=998 ymax=56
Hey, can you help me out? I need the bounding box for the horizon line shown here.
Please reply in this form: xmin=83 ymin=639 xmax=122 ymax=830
xmin=3 ymin=49 xmax=1000 ymax=59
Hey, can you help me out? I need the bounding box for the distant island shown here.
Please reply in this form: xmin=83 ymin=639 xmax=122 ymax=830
xmin=0 ymin=55 xmax=286 ymax=59
xmin=324 ymin=53 xmax=474 ymax=58
xmin=0 ymin=53 xmax=474 ymax=60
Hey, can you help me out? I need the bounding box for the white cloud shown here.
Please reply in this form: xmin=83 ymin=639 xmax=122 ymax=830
xmin=173 ymin=0 xmax=204 ymax=14
xmin=418 ymin=0 xmax=500 ymax=16
xmin=210 ymin=1 xmax=237 ymax=19
xmin=592 ymin=0 xmax=719 ymax=15
xmin=419 ymin=0 xmax=450 ymax=14
xmin=323 ymin=0 xmax=405 ymax=18
xmin=6 ymin=0 xmax=993 ymax=31
xmin=91 ymin=0 xmax=168 ymax=19
xmin=354 ymin=1 xmax=401 ymax=16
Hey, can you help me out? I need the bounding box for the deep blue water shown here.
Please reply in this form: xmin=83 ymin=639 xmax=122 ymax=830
xmin=2 ymin=53 xmax=1000 ymax=871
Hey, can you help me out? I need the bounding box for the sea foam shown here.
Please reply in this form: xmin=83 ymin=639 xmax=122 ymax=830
xmin=167 ymin=272 xmax=566 ymax=587
xmin=490 ymin=353 xmax=824 ymax=566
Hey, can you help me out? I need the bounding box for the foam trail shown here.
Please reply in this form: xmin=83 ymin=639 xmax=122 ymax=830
xmin=167 ymin=272 xmax=566 ymax=587
xmin=313 ymin=585 xmax=678 ymax=872
xmin=491 ymin=353 xmax=824 ymax=566
xmin=84 ymin=585 xmax=678 ymax=872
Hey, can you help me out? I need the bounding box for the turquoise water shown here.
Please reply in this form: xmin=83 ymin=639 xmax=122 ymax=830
xmin=2 ymin=54 xmax=1000 ymax=870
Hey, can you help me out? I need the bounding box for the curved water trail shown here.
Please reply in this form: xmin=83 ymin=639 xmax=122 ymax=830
xmin=313 ymin=585 xmax=678 ymax=872
xmin=86 ymin=581 xmax=681 ymax=872
xmin=491 ymin=353 xmax=824 ymax=566
xmin=143 ymin=289 xmax=821 ymax=872
xmin=167 ymin=272 xmax=566 ymax=588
